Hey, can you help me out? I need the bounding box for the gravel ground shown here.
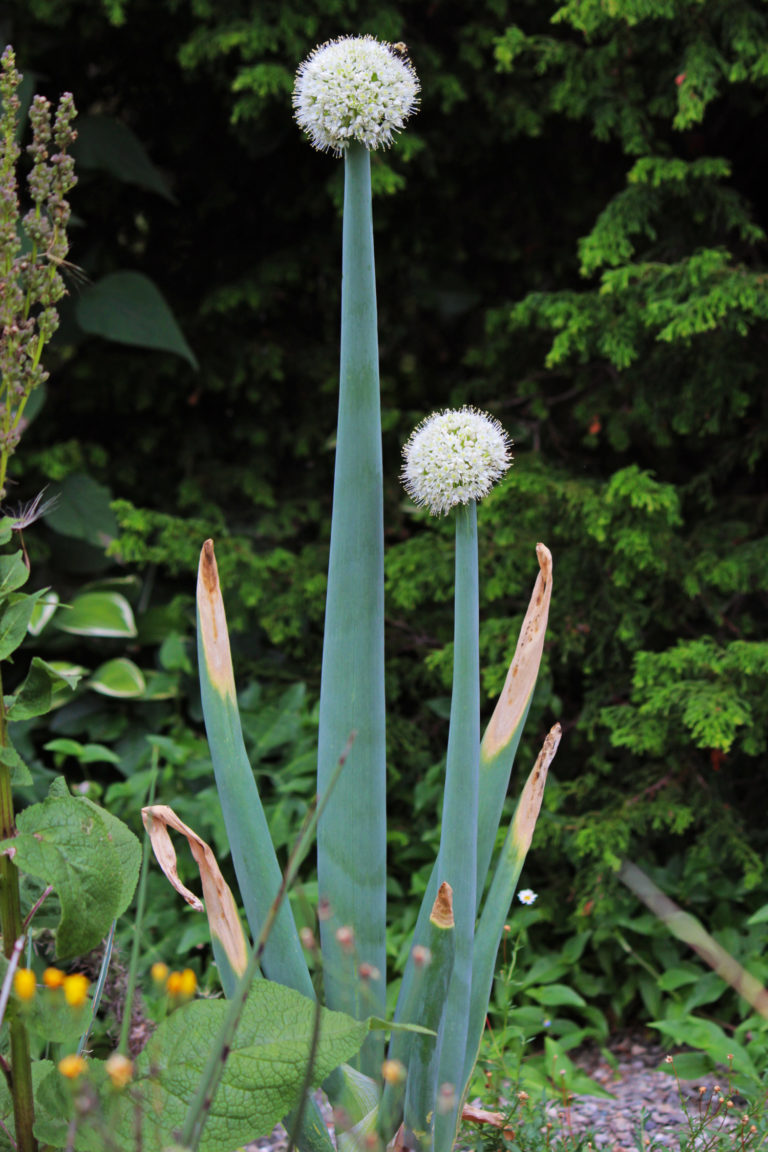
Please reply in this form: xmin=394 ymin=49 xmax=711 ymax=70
xmin=243 ymin=1031 xmax=754 ymax=1152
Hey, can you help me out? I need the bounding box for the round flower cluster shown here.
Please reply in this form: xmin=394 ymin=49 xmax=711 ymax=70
xmin=293 ymin=35 xmax=419 ymax=155
xmin=401 ymin=407 xmax=512 ymax=516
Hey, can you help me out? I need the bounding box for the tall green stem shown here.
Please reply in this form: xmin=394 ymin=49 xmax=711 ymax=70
xmin=433 ymin=501 xmax=479 ymax=1152
xmin=0 ymin=667 xmax=37 ymax=1152
xmin=316 ymin=140 xmax=386 ymax=1073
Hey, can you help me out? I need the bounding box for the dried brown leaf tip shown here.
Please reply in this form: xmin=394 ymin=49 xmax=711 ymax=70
xmin=430 ymin=881 xmax=454 ymax=928
xmin=482 ymin=544 xmax=553 ymax=758
xmin=142 ymin=804 xmax=248 ymax=977
xmin=196 ymin=539 xmax=237 ymax=700
xmin=511 ymin=723 xmax=561 ymax=855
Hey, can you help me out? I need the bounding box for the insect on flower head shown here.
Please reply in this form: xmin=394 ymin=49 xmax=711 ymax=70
xmin=401 ymin=406 xmax=512 ymax=516
xmin=293 ymin=35 xmax=419 ymax=156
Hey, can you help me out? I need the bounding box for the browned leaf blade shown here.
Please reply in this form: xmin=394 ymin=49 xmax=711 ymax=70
xmin=142 ymin=803 xmax=248 ymax=977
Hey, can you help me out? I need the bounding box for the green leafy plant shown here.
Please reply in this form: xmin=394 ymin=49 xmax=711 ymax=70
xmin=0 ymin=46 xmax=143 ymax=1152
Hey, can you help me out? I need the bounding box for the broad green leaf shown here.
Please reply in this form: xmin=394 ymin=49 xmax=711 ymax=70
xmin=77 ymin=271 xmax=199 ymax=368
xmin=525 ymin=983 xmax=587 ymax=1008
xmin=543 ymin=1037 xmax=615 ymax=1100
xmin=79 ymin=793 xmax=141 ymax=917
xmin=0 ymin=742 xmax=33 ymax=786
xmin=0 ymin=551 xmax=29 ymax=598
xmin=650 ymin=1017 xmax=760 ymax=1081
xmin=88 ymin=656 xmax=146 ymax=697
xmin=44 ymin=738 xmax=122 ymax=766
xmin=0 ymin=795 xmax=129 ymax=957
xmin=746 ymin=903 xmax=768 ymax=925
xmin=101 ymin=984 xmax=369 ymax=1152
xmin=660 ymin=1052 xmax=714 ymax=1080
xmin=72 ymin=114 xmax=176 ymax=201
xmin=0 ymin=588 xmax=47 ymax=659
xmin=27 ymin=590 xmax=60 ymax=635
xmin=56 ymin=590 xmax=136 ymax=638
xmin=657 ymin=966 xmax=700 ymax=992
xmin=4 ymin=657 xmax=81 ymax=721
xmin=45 ymin=473 xmax=118 ymax=547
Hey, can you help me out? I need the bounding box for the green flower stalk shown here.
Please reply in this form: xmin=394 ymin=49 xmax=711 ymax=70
xmin=293 ymin=37 xmax=418 ymax=1071
xmin=401 ymin=407 xmax=512 ymax=1151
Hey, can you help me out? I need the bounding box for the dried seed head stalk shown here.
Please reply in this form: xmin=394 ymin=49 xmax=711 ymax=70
xmin=0 ymin=45 xmax=77 ymax=498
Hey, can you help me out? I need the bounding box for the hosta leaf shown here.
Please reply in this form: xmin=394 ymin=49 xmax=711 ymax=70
xmin=56 ymin=591 xmax=136 ymax=638
xmin=88 ymin=657 xmax=146 ymax=697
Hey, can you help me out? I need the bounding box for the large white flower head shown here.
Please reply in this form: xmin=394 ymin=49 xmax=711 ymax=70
xmin=293 ymin=35 xmax=419 ymax=156
xmin=401 ymin=406 xmax=513 ymax=517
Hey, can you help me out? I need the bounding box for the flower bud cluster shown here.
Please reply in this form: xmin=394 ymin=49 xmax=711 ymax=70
xmin=0 ymin=45 xmax=77 ymax=498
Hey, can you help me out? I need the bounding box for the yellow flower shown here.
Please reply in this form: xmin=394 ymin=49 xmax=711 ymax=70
xmin=105 ymin=1052 xmax=133 ymax=1089
xmin=165 ymin=968 xmax=197 ymax=999
xmin=58 ymin=1054 xmax=87 ymax=1079
xmin=178 ymin=968 xmax=197 ymax=997
xmin=43 ymin=966 xmax=65 ymax=989
xmin=381 ymin=1059 xmax=406 ymax=1086
xmin=13 ymin=968 xmax=36 ymax=1001
xmin=150 ymin=961 xmax=169 ymax=985
xmin=165 ymin=970 xmax=183 ymax=996
xmin=63 ymin=973 xmax=89 ymax=1008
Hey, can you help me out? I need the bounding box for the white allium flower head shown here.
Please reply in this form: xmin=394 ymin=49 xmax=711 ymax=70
xmin=293 ymin=35 xmax=419 ymax=156
xmin=401 ymin=406 xmax=513 ymax=517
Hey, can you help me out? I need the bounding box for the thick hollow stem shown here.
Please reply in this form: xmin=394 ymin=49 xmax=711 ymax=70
xmin=316 ymin=140 xmax=386 ymax=1073
xmin=432 ymin=501 xmax=480 ymax=1152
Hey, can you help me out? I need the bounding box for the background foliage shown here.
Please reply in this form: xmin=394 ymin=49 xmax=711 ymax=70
xmin=2 ymin=0 xmax=767 ymax=1047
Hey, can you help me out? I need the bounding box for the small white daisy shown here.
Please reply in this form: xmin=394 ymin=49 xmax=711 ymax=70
xmin=518 ymin=889 xmax=537 ymax=905
xmin=401 ymin=406 xmax=512 ymax=517
xmin=293 ymin=35 xmax=419 ymax=156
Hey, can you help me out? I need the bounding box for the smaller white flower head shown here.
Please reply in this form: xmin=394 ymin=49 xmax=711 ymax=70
xmin=518 ymin=889 xmax=537 ymax=905
xmin=293 ymin=35 xmax=419 ymax=156
xmin=401 ymin=406 xmax=512 ymax=517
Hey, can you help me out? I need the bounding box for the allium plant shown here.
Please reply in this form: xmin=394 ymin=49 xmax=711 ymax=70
xmin=192 ymin=34 xmax=558 ymax=1152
